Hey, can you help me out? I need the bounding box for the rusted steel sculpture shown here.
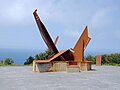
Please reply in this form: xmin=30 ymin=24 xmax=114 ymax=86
xmin=72 ymin=26 xmax=91 ymax=62
xmin=33 ymin=9 xmax=59 ymax=54
xmin=33 ymin=9 xmax=91 ymax=72
xmin=54 ymin=36 xmax=59 ymax=45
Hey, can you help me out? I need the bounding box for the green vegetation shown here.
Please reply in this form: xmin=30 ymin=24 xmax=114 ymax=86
xmin=34 ymin=50 xmax=54 ymax=60
xmin=24 ymin=52 xmax=120 ymax=66
xmin=85 ymin=55 xmax=95 ymax=64
xmin=102 ymin=53 xmax=120 ymax=65
xmin=1 ymin=52 xmax=119 ymax=66
xmin=0 ymin=50 xmax=54 ymax=66
xmin=0 ymin=58 xmax=14 ymax=66
xmin=24 ymin=50 xmax=54 ymax=65
xmin=24 ymin=56 xmax=34 ymax=65
xmin=85 ymin=53 xmax=120 ymax=66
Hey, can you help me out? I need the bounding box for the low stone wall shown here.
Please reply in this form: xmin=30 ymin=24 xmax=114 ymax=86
xmin=33 ymin=61 xmax=92 ymax=72
xmin=52 ymin=61 xmax=67 ymax=71
xmin=33 ymin=61 xmax=67 ymax=72
xmin=33 ymin=61 xmax=52 ymax=72
xmin=80 ymin=62 xmax=92 ymax=71
xmin=66 ymin=65 xmax=80 ymax=72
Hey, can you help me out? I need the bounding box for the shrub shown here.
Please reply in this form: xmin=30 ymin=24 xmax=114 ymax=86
xmin=24 ymin=56 xmax=34 ymax=65
xmin=102 ymin=53 xmax=120 ymax=64
xmin=85 ymin=55 xmax=95 ymax=64
xmin=34 ymin=50 xmax=54 ymax=60
xmin=24 ymin=50 xmax=54 ymax=65
xmin=3 ymin=58 xmax=14 ymax=65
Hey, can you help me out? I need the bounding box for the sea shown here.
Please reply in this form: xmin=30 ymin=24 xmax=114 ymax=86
xmin=0 ymin=49 xmax=43 ymax=64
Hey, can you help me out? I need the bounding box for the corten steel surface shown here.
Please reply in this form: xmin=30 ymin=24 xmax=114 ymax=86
xmin=33 ymin=9 xmax=59 ymax=54
xmin=96 ymin=55 xmax=102 ymax=66
xmin=33 ymin=9 xmax=91 ymax=63
xmin=72 ymin=26 xmax=91 ymax=62
xmin=54 ymin=36 xmax=59 ymax=45
xmin=34 ymin=50 xmax=69 ymax=63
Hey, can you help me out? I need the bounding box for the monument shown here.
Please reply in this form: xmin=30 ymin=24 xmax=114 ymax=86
xmin=33 ymin=9 xmax=92 ymax=72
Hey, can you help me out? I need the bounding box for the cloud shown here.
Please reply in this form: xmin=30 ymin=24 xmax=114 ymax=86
xmin=0 ymin=0 xmax=120 ymax=53
xmin=1 ymin=1 xmax=21 ymax=25
xmin=90 ymin=6 xmax=117 ymax=29
xmin=63 ymin=29 xmax=80 ymax=39
xmin=0 ymin=0 xmax=39 ymax=28
xmin=87 ymin=5 xmax=120 ymax=53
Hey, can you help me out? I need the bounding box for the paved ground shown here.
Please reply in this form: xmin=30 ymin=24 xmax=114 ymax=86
xmin=0 ymin=65 xmax=120 ymax=90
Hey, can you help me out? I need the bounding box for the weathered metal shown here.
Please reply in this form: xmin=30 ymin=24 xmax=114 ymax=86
xmin=96 ymin=55 xmax=102 ymax=66
xmin=54 ymin=36 xmax=59 ymax=45
xmin=33 ymin=9 xmax=59 ymax=54
xmin=72 ymin=26 xmax=91 ymax=62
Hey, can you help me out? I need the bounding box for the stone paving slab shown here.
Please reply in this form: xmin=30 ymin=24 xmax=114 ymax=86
xmin=0 ymin=65 xmax=120 ymax=90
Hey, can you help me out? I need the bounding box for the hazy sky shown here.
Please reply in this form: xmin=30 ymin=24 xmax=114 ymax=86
xmin=0 ymin=0 xmax=120 ymax=54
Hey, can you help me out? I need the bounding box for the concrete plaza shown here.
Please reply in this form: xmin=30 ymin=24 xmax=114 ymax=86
xmin=0 ymin=65 xmax=120 ymax=90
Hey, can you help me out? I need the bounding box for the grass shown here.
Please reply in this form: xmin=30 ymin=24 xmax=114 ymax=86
xmin=0 ymin=63 xmax=33 ymax=66
xmin=1 ymin=63 xmax=120 ymax=67
xmin=102 ymin=63 xmax=120 ymax=66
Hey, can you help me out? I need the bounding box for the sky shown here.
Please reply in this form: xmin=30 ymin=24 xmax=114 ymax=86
xmin=0 ymin=0 xmax=120 ymax=55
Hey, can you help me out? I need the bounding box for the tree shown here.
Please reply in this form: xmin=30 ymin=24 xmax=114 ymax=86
xmin=3 ymin=58 xmax=14 ymax=65
xmin=102 ymin=54 xmax=109 ymax=64
xmin=102 ymin=53 xmax=120 ymax=65
xmin=34 ymin=50 xmax=54 ymax=60
xmin=24 ymin=50 xmax=54 ymax=65
xmin=24 ymin=56 xmax=34 ymax=65
xmin=85 ymin=55 xmax=95 ymax=64
xmin=0 ymin=60 xmax=3 ymax=64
